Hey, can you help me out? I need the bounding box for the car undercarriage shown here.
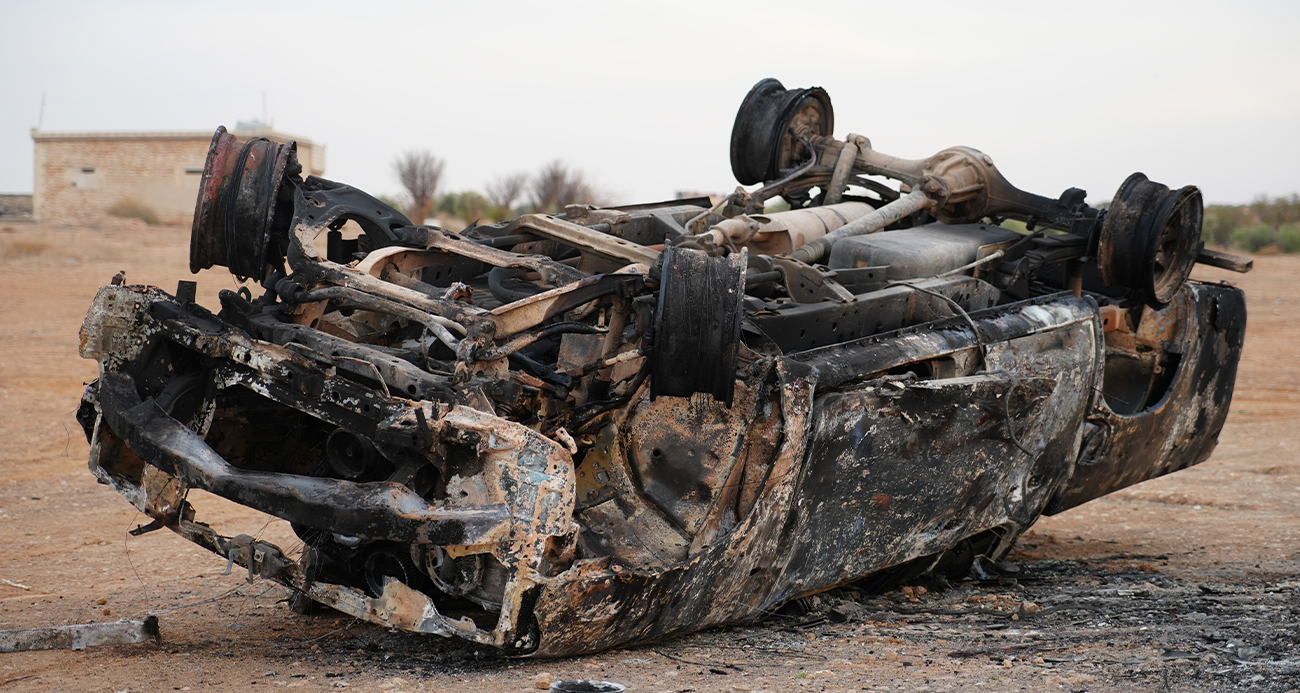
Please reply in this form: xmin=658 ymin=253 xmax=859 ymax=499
xmin=76 ymin=79 xmax=1249 ymax=656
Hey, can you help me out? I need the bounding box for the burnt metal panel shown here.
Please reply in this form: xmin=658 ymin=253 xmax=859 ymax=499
xmin=73 ymin=95 xmax=1252 ymax=658
xmin=1045 ymin=283 xmax=1247 ymax=513
xmin=771 ymin=312 xmax=1097 ymax=602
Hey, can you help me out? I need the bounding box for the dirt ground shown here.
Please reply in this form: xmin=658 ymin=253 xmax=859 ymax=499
xmin=1 ymin=219 xmax=1297 ymax=693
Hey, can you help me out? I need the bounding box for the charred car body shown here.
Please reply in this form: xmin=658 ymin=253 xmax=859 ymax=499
xmin=77 ymin=79 xmax=1249 ymax=656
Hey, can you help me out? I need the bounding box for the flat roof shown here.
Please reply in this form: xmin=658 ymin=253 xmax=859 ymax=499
xmin=31 ymin=126 xmax=317 ymax=148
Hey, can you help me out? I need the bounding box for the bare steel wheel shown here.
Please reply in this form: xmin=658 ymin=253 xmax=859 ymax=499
xmin=1098 ymin=173 xmax=1203 ymax=308
xmin=729 ymin=78 xmax=834 ymax=185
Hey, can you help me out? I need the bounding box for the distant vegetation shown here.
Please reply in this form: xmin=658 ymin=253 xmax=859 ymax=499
xmin=1203 ymin=195 xmax=1300 ymax=254
xmin=391 ymin=154 xmax=601 ymax=227
xmin=434 ymin=162 xmax=602 ymax=226
xmin=2 ymin=239 xmax=49 ymax=260
xmin=106 ymin=198 xmax=160 ymax=225
xmin=392 ymin=151 xmax=445 ymax=223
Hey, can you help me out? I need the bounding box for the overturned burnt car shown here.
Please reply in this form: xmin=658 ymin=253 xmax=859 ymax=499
xmin=77 ymin=79 xmax=1249 ymax=656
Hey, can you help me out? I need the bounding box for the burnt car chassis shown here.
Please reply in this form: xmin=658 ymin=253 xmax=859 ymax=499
xmin=77 ymin=79 xmax=1248 ymax=656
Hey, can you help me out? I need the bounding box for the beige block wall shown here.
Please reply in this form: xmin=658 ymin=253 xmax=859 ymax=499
xmin=248 ymin=129 xmax=325 ymax=180
xmin=32 ymin=129 xmax=325 ymax=226
xmin=34 ymin=135 xmax=211 ymax=225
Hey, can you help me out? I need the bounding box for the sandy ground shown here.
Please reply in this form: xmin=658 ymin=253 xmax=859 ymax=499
xmin=0 ymin=220 xmax=1297 ymax=693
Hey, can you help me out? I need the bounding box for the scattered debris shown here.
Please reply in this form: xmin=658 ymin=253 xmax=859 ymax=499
xmin=550 ymin=681 xmax=626 ymax=693
xmin=75 ymin=79 xmax=1248 ymax=656
xmin=1160 ymin=650 xmax=1200 ymax=661
xmin=0 ymin=616 xmax=159 ymax=652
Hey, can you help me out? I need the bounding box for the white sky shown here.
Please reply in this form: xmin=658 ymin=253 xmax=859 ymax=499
xmin=2 ymin=0 xmax=1298 ymax=206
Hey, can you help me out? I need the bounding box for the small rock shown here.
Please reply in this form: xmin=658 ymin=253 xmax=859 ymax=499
xmin=1002 ymin=658 xmax=1014 ymax=668
xmin=534 ymin=672 xmax=555 ymax=689
xmin=1160 ymin=650 xmax=1198 ymax=661
xmin=96 ymin=598 xmax=107 ymax=605
xmin=884 ymin=651 xmax=899 ymax=662
xmin=829 ymin=602 xmax=864 ymax=622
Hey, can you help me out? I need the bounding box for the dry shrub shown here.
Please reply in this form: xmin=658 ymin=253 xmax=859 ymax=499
xmin=530 ymin=161 xmax=599 ymax=213
xmin=393 ymin=151 xmax=445 ymax=223
xmin=1279 ymin=224 xmax=1300 ymax=253
xmin=486 ymin=172 xmax=528 ymax=219
xmin=107 ymin=198 xmax=160 ymax=226
xmin=3 ymin=240 xmax=50 ymax=260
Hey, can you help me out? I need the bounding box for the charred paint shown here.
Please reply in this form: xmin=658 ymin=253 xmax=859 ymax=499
xmin=74 ymin=80 xmax=1248 ymax=656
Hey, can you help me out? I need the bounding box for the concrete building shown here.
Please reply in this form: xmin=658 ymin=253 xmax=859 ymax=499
xmin=31 ymin=122 xmax=324 ymax=225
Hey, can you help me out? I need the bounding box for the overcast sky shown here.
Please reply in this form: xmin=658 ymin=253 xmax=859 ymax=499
xmin=2 ymin=0 xmax=1297 ymax=206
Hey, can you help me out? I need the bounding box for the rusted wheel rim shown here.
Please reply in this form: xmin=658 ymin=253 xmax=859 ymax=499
xmin=730 ymin=79 xmax=834 ymax=185
xmin=1098 ymin=173 xmax=1202 ymax=307
xmin=189 ymin=126 xmax=298 ymax=279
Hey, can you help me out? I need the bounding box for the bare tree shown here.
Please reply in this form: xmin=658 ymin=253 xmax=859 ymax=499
xmin=393 ymin=150 xmax=445 ymax=222
xmin=486 ymin=173 xmax=528 ymax=218
xmin=530 ymin=160 xmax=597 ymax=214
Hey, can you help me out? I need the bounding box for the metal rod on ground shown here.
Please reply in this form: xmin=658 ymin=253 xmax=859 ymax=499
xmin=0 ymin=617 xmax=160 ymax=652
